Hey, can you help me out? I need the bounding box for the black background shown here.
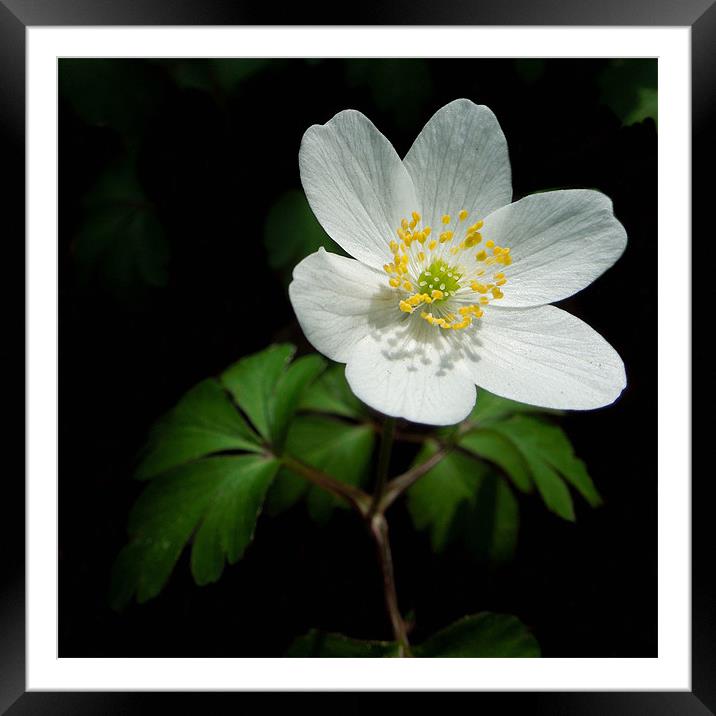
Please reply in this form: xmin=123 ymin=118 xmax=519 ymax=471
xmin=58 ymin=58 xmax=657 ymax=658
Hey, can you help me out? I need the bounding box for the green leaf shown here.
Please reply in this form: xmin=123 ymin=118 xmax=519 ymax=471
xmin=136 ymin=379 xmax=262 ymax=481
xmin=114 ymin=347 xmax=329 ymax=606
xmin=287 ymin=612 xmax=539 ymax=658
xmin=465 ymin=475 xmax=520 ymax=564
xmin=522 ymin=455 xmax=575 ymax=522
xmin=286 ymin=630 xmax=399 ymax=657
xmin=266 ymin=416 xmax=375 ymax=521
xmin=73 ymin=159 xmax=170 ymax=301
xmin=220 ymin=345 xmax=326 ymax=449
xmin=407 ymin=444 xmax=519 ymax=562
xmin=264 ymin=190 xmax=342 ymax=277
xmin=110 ymin=455 xmax=280 ymax=607
xmin=414 ymin=613 xmax=540 ymax=657
xmin=491 ymin=419 xmax=578 ymax=521
xmin=298 ymin=363 xmax=367 ymax=419
xmin=470 ymin=389 xmax=558 ymax=426
xmin=492 ymin=416 xmax=602 ymax=509
xmin=190 ymin=457 xmax=280 ymax=585
xmin=459 ymin=429 xmax=533 ymax=494
xmin=271 ymin=354 xmax=326 ymax=452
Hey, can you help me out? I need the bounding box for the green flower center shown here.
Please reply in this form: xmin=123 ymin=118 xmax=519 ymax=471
xmin=417 ymin=261 xmax=461 ymax=303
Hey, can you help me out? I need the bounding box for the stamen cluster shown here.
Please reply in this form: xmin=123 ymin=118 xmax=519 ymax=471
xmin=383 ymin=210 xmax=511 ymax=330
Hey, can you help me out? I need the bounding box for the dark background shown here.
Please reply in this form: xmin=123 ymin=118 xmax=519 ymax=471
xmin=58 ymin=58 xmax=657 ymax=657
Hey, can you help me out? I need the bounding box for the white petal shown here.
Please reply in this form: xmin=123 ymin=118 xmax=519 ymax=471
xmin=289 ymin=248 xmax=397 ymax=363
xmin=403 ymin=99 xmax=512 ymax=231
xmin=345 ymin=323 xmax=476 ymax=426
xmin=483 ymin=190 xmax=627 ymax=307
xmin=461 ymin=305 xmax=626 ymax=409
xmin=299 ymin=110 xmax=418 ymax=270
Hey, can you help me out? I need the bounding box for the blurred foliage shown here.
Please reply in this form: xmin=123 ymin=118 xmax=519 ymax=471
xmin=159 ymin=58 xmax=272 ymax=97
xmin=345 ymin=59 xmax=434 ymax=129
xmin=288 ymin=612 xmax=540 ymax=657
xmin=513 ymin=59 xmax=547 ymax=84
xmin=59 ymin=59 xmax=170 ymax=144
xmin=599 ymin=59 xmax=658 ymax=126
xmin=72 ymin=158 xmax=169 ymax=302
xmin=264 ymin=190 xmax=342 ymax=282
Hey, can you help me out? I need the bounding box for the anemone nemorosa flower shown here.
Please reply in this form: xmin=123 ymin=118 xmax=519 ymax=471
xmin=289 ymin=99 xmax=627 ymax=426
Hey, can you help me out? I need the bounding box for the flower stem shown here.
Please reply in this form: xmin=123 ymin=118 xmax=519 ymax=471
xmin=280 ymin=454 xmax=371 ymax=516
xmin=378 ymin=443 xmax=453 ymax=514
xmin=369 ymin=513 xmax=412 ymax=657
xmin=368 ymin=416 xmax=396 ymax=518
xmin=377 ymin=421 xmax=471 ymax=514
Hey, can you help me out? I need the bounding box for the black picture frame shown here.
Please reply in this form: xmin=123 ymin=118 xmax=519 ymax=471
xmin=2 ymin=1 xmax=705 ymax=713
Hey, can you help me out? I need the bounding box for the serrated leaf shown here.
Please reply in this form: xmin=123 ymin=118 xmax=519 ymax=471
xmin=266 ymin=416 xmax=374 ymax=521
xmin=264 ymin=190 xmax=342 ymax=277
xmin=407 ymin=444 xmax=519 ymax=562
xmin=492 ymin=415 xmax=601 ymax=518
xmin=500 ymin=416 xmax=602 ymax=507
xmin=73 ymin=159 xmax=170 ymax=301
xmin=286 ymin=630 xmax=399 ymax=657
xmin=136 ymin=379 xmax=262 ymax=480
xmin=523 ymin=455 xmax=575 ymax=522
xmin=414 ymin=613 xmax=540 ymax=657
xmin=110 ymin=455 xmax=279 ymax=608
xmin=471 ymin=389 xmax=558 ymax=425
xmin=298 ymin=363 xmax=366 ymax=419
xmin=220 ymin=344 xmax=295 ymax=443
xmin=459 ymin=429 xmax=533 ymax=493
xmin=190 ymin=457 xmax=280 ymax=585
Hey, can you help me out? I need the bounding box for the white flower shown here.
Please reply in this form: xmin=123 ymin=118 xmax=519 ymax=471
xmin=289 ymin=99 xmax=627 ymax=426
